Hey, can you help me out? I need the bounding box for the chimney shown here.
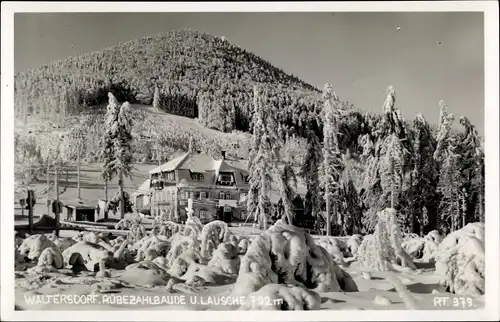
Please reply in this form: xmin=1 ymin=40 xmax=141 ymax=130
xmin=221 ymin=151 xmax=226 ymax=160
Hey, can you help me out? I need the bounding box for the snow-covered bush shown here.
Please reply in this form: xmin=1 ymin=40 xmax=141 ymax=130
xmin=61 ymin=241 xmax=113 ymax=271
xmin=401 ymin=230 xmax=441 ymax=262
xmin=200 ymin=220 xmax=231 ymax=258
xmin=165 ymin=234 xmax=199 ymax=265
xmin=238 ymin=284 xmax=321 ymax=310
xmin=233 ymin=221 xmax=358 ymax=296
xmin=357 ymin=208 xmax=415 ymax=271
xmin=436 ymin=223 xmax=485 ymax=295
xmin=134 ymin=235 xmax=170 ymax=261
xmin=37 ymin=247 xmax=64 ymax=270
xmin=312 ymin=236 xmax=346 ymax=264
xmin=151 ymin=221 xmax=184 ymax=238
xmin=347 ymin=234 xmax=363 ymax=257
xmin=18 ymin=234 xmax=57 ymax=260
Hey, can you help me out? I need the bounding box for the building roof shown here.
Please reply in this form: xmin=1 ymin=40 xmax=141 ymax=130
xmin=133 ymin=179 xmax=151 ymax=197
xmin=148 ymin=153 xmax=190 ymax=174
xmin=149 ymin=152 xmax=247 ymax=175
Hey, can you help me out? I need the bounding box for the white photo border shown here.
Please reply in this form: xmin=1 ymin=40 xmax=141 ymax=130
xmin=1 ymin=1 xmax=498 ymax=321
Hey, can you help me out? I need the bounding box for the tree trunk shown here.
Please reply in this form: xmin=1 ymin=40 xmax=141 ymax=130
xmin=77 ymin=140 xmax=81 ymax=199
xmin=461 ymin=189 xmax=467 ymax=228
xmin=46 ymin=157 xmax=50 ymax=216
xmin=55 ymin=167 xmax=60 ymax=237
xmin=325 ymin=185 xmax=331 ymax=236
xmin=390 ymin=186 xmax=395 ymax=209
xmin=119 ymin=170 xmax=125 ymax=219
xmin=478 ymin=192 xmax=484 ymax=223
xmin=104 ymin=180 xmax=109 ymax=219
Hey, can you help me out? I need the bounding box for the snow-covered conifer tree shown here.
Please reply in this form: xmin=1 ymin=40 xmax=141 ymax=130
xmin=321 ymin=83 xmax=343 ymax=236
xmin=100 ymin=93 xmax=135 ymax=219
xmin=247 ymin=85 xmax=290 ymax=229
xmin=380 ymin=134 xmax=404 ymax=210
xmin=301 ymin=122 xmax=322 ymax=232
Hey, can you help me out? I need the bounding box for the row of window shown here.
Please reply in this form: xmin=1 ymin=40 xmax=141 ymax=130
xmin=179 ymin=191 xmax=242 ymax=200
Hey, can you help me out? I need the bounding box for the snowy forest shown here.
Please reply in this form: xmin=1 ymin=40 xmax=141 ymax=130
xmin=14 ymin=31 xmax=484 ymax=238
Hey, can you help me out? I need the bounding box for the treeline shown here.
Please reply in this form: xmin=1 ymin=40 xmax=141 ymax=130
xmin=296 ymin=87 xmax=484 ymax=237
xmin=14 ymin=29 xmax=320 ymax=133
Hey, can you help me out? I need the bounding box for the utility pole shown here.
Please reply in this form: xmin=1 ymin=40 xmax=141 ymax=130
xmin=27 ymin=190 xmax=34 ymax=234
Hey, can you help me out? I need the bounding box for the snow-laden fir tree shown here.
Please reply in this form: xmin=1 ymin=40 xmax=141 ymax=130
xmin=301 ymin=122 xmax=323 ymax=233
xmin=433 ymin=100 xmax=455 ymax=161
xmin=458 ymin=116 xmax=484 ymax=223
xmin=100 ymin=92 xmax=135 ymax=219
xmin=100 ymin=93 xmax=120 ymax=207
xmin=321 ymin=83 xmax=343 ymax=236
xmin=247 ymin=85 xmax=292 ymax=229
xmin=437 ymin=141 xmax=462 ymax=233
xmin=380 ymin=134 xmax=404 ymax=210
xmin=410 ymin=114 xmax=438 ymax=235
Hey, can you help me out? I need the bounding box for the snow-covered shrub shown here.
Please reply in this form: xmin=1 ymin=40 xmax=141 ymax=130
xmin=206 ymin=242 xmax=240 ymax=275
xmin=347 ymin=234 xmax=363 ymax=257
xmin=120 ymin=261 xmax=171 ymax=286
xmin=436 ymin=223 xmax=485 ymax=296
xmin=357 ymin=208 xmax=416 ymax=271
xmin=52 ymin=237 xmax=77 ymax=252
xmin=134 ymin=235 xmax=170 ymax=261
xmin=168 ymin=248 xmax=207 ymax=278
xmin=18 ymin=234 xmax=57 ymax=260
xmin=402 ymin=232 xmax=440 ymax=262
xmin=237 ymin=238 xmax=250 ymax=254
xmin=165 ymin=234 xmax=199 ymax=265
xmin=200 ymin=220 xmax=231 ymax=258
xmin=312 ymin=236 xmax=346 ymax=265
xmin=424 ymin=230 xmax=442 ymax=244
xmin=61 ymin=241 xmax=113 ymax=271
xmin=151 ymin=221 xmax=184 ymax=238
xmin=37 ymin=247 xmax=64 ymax=269
xmin=238 ymin=284 xmax=321 ymax=310
xmin=233 ymin=221 xmax=358 ymax=296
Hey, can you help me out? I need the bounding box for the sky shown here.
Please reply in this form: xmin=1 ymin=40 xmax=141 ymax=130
xmin=14 ymin=12 xmax=484 ymax=134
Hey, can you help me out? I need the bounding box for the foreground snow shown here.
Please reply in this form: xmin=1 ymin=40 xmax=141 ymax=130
xmin=14 ymin=212 xmax=485 ymax=311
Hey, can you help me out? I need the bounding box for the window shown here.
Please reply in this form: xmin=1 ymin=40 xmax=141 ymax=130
xmin=220 ymin=174 xmax=232 ymax=182
xmin=199 ymin=209 xmax=207 ymax=220
xmin=192 ymin=172 xmax=204 ymax=181
xmin=194 ymin=191 xmax=201 ymax=200
xmin=219 ymin=192 xmax=225 ymax=200
xmin=226 ymin=192 xmax=231 ymax=200
xmin=200 ymin=192 xmax=206 ymax=200
xmin=241 ymin=173 xmax=250 ymax=183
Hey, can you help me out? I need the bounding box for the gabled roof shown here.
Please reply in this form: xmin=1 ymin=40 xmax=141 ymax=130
xmin=149 ymin=152 xmax=249 ymax=187
xmin=149 ymin=153 xmax=190 ymax=174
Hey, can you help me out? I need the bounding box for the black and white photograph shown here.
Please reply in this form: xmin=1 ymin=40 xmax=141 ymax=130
xmin=1 ymin=1 xmax=499 ymax=321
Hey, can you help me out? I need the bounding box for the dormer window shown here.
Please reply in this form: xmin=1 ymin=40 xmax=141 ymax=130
xmin=191 ymin=172 xmax=204 ymax=181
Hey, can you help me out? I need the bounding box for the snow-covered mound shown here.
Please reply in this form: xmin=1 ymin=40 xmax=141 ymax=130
xmin=120 ymin=261 xmax=171 ymax=286
xmin=61 ymin=241 xmax=113 ymax=271
xmin=239 ymin=284 xmax=321 ymax=310
xmin=18 ymin=234 xmax=57 ymax=260
xmin=233 ymin=221 xmax=358 ymax=296
xmin=435 ymin=223 xmax=485 ymax=296
xmin=402 ymin=230 xmax=441 ymax=262
xmin=200 ymin=220 xmax=231 ymax=258
xmin=347 ymin=234 xmax=363 ymax=256
xmin=312 ymin=236 xmax=346 ymax=264
xmin=357 ymin=208 xmax=416 ymax=271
